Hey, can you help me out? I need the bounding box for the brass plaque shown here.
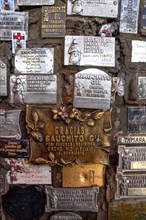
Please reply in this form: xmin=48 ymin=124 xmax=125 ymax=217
xmin=26 ymin=105 xmax=112 ymax=166
xmin=62 ymin=164 xmax=105 ymax=187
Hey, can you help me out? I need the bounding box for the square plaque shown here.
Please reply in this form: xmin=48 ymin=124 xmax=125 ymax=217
xmin=0 ymin=61 xmax=7 ymax=97
xmin=42 ymin=5 xmax=66 ymax=38
xmin=10 ymin=75 xmax=57 ymax=104
xmin=74 ymin=68 xmax=112 ymax=110
xmin=132 ymin=40 xmax=146 ymax=62
xmin=0 ymin=0 xmax=14 ymax=11
xmin=17 ymin=0 xmax=55 ymax=6
xmin=64 ymin=36 xmax=115 ymax=67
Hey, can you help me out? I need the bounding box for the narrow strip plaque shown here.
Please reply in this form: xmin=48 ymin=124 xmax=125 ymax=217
xmin=10 ymin=75 xmax=57 ymax=104
xmin=51 ymin=213 xmax=82 ymax=220
xmin=45 ymin=187 xmax=99 ymax=212
xmin=118 ymin=135 xmax=146 ymax=144
xmin=17 ymin=0 xmax=55 ymax=6
xmin=64 ymin=36 xmax=115 ymax=67
xmin=0 ymin=61 xmax=7 ymax=97
xmin=141 ymin=1 xmax=146 ymax=35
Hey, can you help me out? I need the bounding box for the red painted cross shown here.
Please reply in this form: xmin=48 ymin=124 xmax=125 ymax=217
xmin=13 ymin=32 xmax=25 ymax=40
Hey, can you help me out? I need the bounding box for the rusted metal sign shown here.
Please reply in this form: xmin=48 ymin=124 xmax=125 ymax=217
xmin=51 ymin=213 xmax=82 ymax=220
xmin=10 ymin=75 xmax=57 ymax=104
xmin=62 ymin=164 xmax=105 ymax=187
xmin=26 ymin=105 xmax=112 ymax=166
xmin=45 ymin=187 xmax=99 ymax=212
xmin=17 ymin=0 xmax=55 ymax=5
xmin=0 ymin=61 xmax=7 ymax=97
xmin=64 ymin=36 xmax=115 ymax=67
xmin=132 ymin=40 xmax=146 ymax=62
xmin=74 ymin=68 xmax=112 ymax=110
xmin=42 ymin=5 xmax=66 ymax=38
xmin=118 ymin=135 xmax=146 ymax=144
xmin=67 ymin=0 xmax=118 ymax=18
xmin=120 ymin=0 xmax=140 ymax=34
xmin=15 ymin=48 xmax=54 ymax=74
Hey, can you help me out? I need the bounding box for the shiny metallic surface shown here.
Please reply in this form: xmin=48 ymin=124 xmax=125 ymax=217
xmin=0 ymin=61 xmax=7 ymax=97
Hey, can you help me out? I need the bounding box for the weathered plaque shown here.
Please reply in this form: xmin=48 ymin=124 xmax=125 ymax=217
xmin=109 ymin=200 xmax=146 ymax=220
xmin=0 ymin=109 xmax=21 ymax=140
xmin=26 ymin=105 xmax=112 ymax=166
xmin=15 ymin=48 xmax=54 ymax=74
xmin=0 ymin=140 xmax=29 ymax=158
xmin=115 ymin=174 xmax=146 ymax=199
xmin=0 ymin=61 xmax=7 ymax=97
xmin=0 ymin=0 xmax=14 ymax=11
xmin=67 ymin=0 xmax=118 ymax=18
xmin=45 ymin=187 xmax=99 ymax=212
xmin=74 ymin=69 xmax=111 ymax=110
xmin=0 ymin=11 xmax=28 ymax=41
xmin=128 ymin=107 xmax=146 ymax=134
xmin=62 ymin=164 xmax=106 ymax=187
xmin=64 ymin=36 xmax=115 ymax=67
xmin=117 ymin=146 xmax=146 ymax=172
xmin=141 ymin=1 xmax=146 ymax=28
xmin=5 ymin=159 xmax=52 ymax=184
xmin=42 ymin=5 xmax=66 ymax=38
xmin=17 ymin=0 xmax=55 ymax=5
xmin=120 ymin=0 xmax=140 ymax=34
xmin=10 ymin=75 xmax=57 ymax=104
xmin=138 ymin=77 xmax=146 ymax=99
xmin=118 ymin=135 xmax=146 ymax=144
xmin=51 ymin=213 xmax=82 ymax=220
xmin=132 ymin=40 xmax=146 ymax=62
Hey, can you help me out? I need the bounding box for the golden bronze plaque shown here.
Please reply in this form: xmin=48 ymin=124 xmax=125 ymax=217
xmin=62 ymin=164 xmax=106 ymax=187
xmin=26 ymin=105 xmax=112 ymax=166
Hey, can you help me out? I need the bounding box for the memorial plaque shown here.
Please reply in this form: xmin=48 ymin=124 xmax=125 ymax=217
xmin=138 ymin=77 xmax=146 ymax=99
xmin=10 ymin=75 xmax=57 ymax=104
xmin=26 ymin=105 xmax=113 ymax=166
xmin=132 ymin=40 xmax=146 ymax=62
xmin=0 ymin=109 xmax=21 ymax=140
xmin=0 ymin=140 xmax=29 ymax=158
xmin=17 ymin=0 xmax=55 ymax=6
xmin=0 ymin=0 xmax=14 ymax=11
xmin=0 ymin=11 xmax=28 ymax=41
xmin=115 ymin=174 xmax=146 ymax=199
xmin=74 ymin=69 xmax=111 ymax=110
xmin=128 ymin=107 xmax=146 ymax=134
xmin=45 ymin=187 xmax=99 ymax=212
xmin=109 ymin=200 xmax=146 ymax=220
xmin=42 ymin=5 xmax=66 ymax=38
xmin=0 ymin=61 xmax=7 ymax=97
xmin=120 ymin=0 xmax=140 ymax=34
xmin=63 ymin=164 xmax=106 ymax=187
xmin=67 ymin=0 xmax=118 ymax=18
xmin=5 ymin=159 xmax=52 ymax=184
xmin=64 ymin=36 xmax=115 ymax=67
xmin=15 ymin=48 xmax=54 ymax=74
xmin=118 ymin=135 xmax=146 ymax=144
xmin=118 ymin=146 xmax=146 ymax=172
xmin=51 ymin=213 xmax=82 ymax=220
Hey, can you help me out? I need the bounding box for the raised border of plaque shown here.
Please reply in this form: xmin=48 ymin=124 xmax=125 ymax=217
xmin=17 ymin=0 xmax=55 ymax=5
xmin=45 ymin=187 xmax=99 ymax=212
xmin=50 ymin=213 xmax=82 ymax=220
xmin=0 ymin=61 xmax=7 ymax=97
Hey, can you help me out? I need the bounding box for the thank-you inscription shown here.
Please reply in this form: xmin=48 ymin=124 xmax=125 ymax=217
xmin=45 ymin=187 xmax=99 ymax=212
xmin=17 ymin=0 xmax=55 ymax=5
xmin=10 ymin=75 xmax=57 ymax=104
xmin=15 ymin=48 xmax=54 ymax=74
xmin=42 ymin=5 xmax=66 ymax=38
xmin=64 ymin=36 xmax=115 ymax=67
xmin=26 ymin=105 xmax=112 ymax=166
xmin=120 ymin=0 xmax=140 ymax=34
xmin=0 ymin=61 xmax=7 ymax=97
xmin=51 ymin=213 xmax=82 ymax=220
xmin=74 ymin=69 xmax=111 ymax=109
xmin=67 ymin=0 xmax=118 ymax=18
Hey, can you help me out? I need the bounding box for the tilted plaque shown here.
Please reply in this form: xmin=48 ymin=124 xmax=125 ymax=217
xmin=45 ymin=187 xmax=99 ymax=212
xmin=118 ymin=135 xmax=146 ymax=144
xmin=67 ymin=0 xmax=118 ymax=18
xmin=26 ymin=105 xmax=112 ymax=166
xmin=138 ymin=77 xmax=146 ymax=99
xmin=0 ymin=11 xmax=28 ymax=41
xmin=15 ymin=48 xmax=54 ymax=74
xmin=74 ymin=69 xmax=111 ymax=110
xmin=115 ymin=174 xmax=146 ymax=199
xmin=17 ymin=0 xmax=55 ymax=6
xmin=0 ymin=109 xmax=21 ymax=140
xmin=0 ymin=140 xmax=29 ymax=158
xmin=10 ymin=75 xmax=57 ymax=104
xmin=0 ymin=61 xmax=7 ymax=97
xmin=120 ymin=0 xmax=140 ymax=34
xmin=117 ymin=146 xmax=146 ymax=172
xmin=64 ymin=36 xmax=115 ymax=67
xmin=51 ymin=213 xmax=82 ymax=220
xmin=132 ymin=40 xmax=146 ymax=62
xmin=62 ymin=164 xmax=106 ymax=187
xmin=42 ymin=5 xmax=66 ymax=38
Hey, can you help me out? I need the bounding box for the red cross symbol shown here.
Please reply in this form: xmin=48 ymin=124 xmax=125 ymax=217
xmin=13 ymin=32 xmax=25 ymax=40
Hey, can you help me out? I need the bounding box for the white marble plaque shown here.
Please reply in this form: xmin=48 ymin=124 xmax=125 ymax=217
xmin=10 ymin=74 xmax=57 ymax=104
xmin=132 ymin=40 xmax=146 ymax=62
xmin=17 ymin=0 xmax=55 ymax=5
xmin=5 ymin=159 xmax=52 ymax=184
xmin=74 ymin=68 xmax=111 ymax=109
xmin=0 ymin=61 xmax=7 ymax=97
xmin=15 ymin=48 xmax=54 ymax=74
xmin=64 ymin=36 xmax=115 ymax=67
xmin=67 ymin=0 xmax=118 ymax=18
